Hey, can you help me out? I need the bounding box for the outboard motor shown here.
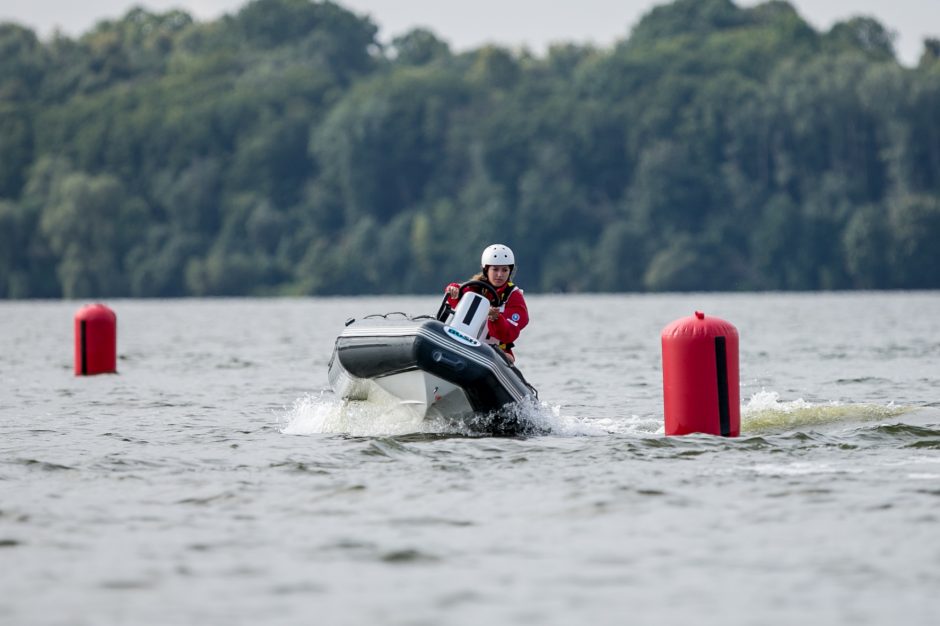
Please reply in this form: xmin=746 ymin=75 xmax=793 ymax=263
xmin=450 ymin=292 xmax=490 ymax=340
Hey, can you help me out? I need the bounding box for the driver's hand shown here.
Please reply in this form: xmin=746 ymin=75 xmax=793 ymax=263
xmin=488 ymin=306 xmax=500 ymax=322
xmin=446 ymin=285 xmax=459 ymax=299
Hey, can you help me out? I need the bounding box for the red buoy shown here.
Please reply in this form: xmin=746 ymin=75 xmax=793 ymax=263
xmin=661 ymin=311 xmax=739 ymax=436
xmin=74 ymin=304 xmax=117 ymax=376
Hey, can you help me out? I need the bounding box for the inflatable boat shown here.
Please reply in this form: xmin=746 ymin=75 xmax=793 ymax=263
xmin=328 ymin=282 xmax=538 ymax=435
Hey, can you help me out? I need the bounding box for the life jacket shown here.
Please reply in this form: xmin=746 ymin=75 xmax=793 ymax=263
xmin=488 ymin=282 xmax=518 ymax=351
xmin=466 ymin=280 xmax=516 ymax=306
xmin=496 ymin=282 xmax=517 ymax=306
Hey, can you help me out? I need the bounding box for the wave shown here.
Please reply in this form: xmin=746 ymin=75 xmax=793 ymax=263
xmin=279 ymin=389 xmax=932 ymax=440
xmin=741 ymin=390 xmax=910 ymax=433
xmin=280 ymin=391 xmax=426 ymax=438
xmin=279 ymin=391 xmax=559 ymax=438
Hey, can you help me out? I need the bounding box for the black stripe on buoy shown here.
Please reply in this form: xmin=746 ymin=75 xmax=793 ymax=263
xmin=80 ymin=320 xmax=88 ymax=376
xmin=715 ymin=336 xmax=730 ymax=436
xmin=462 ymin=295 xmax=483 ymax=325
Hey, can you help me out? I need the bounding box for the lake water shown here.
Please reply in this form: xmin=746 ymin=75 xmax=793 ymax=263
xmin=2 ymin=293 xmax=939 ymax=625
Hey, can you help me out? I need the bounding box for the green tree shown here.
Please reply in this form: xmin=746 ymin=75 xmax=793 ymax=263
xmin=590 ymin=221 xmax=648 ymax=292
xmin=3 ymin=0 xmax=940 ymax=297
xmin=0 ymin=23 xmax=46 ymax=101
xmin=391 ymin=28 xmax=451 ymax=67
xmin=39 ymin=171 xmax=147 ymax=297
xmin=235 ymin=0 xmax=378 ymax=82
xmin=824 ymin=17 xmax=896 ymax=61
xmin=842 ymin=203 xmax=890 ymax=288
xmin=888 ymin=194 xmax=940 ymax=287
xmin=312 ymin=68 xmax=467 ymax=225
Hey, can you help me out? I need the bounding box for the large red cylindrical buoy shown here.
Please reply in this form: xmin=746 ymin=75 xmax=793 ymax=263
xmin=74 ymin=304 xmax=117 ymax=376
xmin=661 ymin=311 xmax=739 ymax=437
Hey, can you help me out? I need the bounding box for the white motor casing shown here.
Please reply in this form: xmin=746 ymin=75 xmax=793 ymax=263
xmin=450 ymin=291 xmax=489 ymax=341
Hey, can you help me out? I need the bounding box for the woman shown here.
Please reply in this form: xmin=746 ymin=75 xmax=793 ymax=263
xmin=444 ymin=244 xmax=529 ymax=363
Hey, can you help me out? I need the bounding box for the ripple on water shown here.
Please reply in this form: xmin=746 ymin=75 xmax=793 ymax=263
xmin=13 ymin=458 xmax=75 ymax=472
xmin=4 ymin=293 xmax=940 ymax=624
xmin=380 ymin=548 xmax=440 ymax=564
xmin=387 ymin=517 xmax=475 ymax=528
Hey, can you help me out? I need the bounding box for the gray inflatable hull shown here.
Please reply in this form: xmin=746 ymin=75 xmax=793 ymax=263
xmin=328 ymin=317 xmax=536 ymax=434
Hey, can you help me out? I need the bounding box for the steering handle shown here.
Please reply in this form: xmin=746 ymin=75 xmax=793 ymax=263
xmin=435 ymin=280 xmax=500 ymax=321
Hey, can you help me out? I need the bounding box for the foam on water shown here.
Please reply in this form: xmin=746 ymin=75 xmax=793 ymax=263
xmin=281 ymin=388 xmax=920 ymax=440
xmin=280 ymin=390 xmax=665 ymax=438
xmin=741 ymin=389 xmax=909 ymax=433
xmin=280 ymin=391 xmax=557 ymax=437
xmin=545 ymin=408 xmax=663 ymax=437
xmin=280 ymin=391 xmax=430 ymax=437
xmin=7 ymin=294 xmax=940 ymax=626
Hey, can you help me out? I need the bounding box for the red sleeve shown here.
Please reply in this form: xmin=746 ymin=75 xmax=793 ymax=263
xmin=487 ymin=288 xmax=528 ymax=344
xmin=445 ymin=282 xmax=460 ymax=308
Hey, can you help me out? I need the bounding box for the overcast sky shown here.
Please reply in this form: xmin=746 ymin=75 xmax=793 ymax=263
xmin=2 ymin=0 xmax=935 ymax=66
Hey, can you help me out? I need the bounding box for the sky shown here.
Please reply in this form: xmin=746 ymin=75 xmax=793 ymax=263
xmin=1 ymin=0 xmax=936 ymax=66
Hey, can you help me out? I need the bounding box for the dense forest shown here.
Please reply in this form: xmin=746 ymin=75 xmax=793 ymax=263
xmin=1 ymin=0 xmax=939 ymax=298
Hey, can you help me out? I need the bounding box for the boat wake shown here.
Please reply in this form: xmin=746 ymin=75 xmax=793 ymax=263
xmin=741 ymin=390 xmax=911 ymax=433
xmin=278 ymin=389 xmax=922 ymax=439
xmin=280 ymin=390 xmax=557 ymax=438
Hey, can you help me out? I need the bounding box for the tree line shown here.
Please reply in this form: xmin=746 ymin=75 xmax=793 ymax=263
xmin=1 ymin=0 xmax=939 ymax=298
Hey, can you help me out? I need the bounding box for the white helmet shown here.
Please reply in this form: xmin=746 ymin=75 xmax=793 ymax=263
xmin=481 ymin=244 xmax=515 ymax=268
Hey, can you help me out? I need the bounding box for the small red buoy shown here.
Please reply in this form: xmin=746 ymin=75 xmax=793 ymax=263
xmin=661 ymin=311 xmax=739 ymax=436
xmin=74 ymin=304 xmax=117 ymax=376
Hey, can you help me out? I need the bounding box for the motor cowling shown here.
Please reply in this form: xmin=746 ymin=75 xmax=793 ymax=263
xmin=450 ymin=291 xmax=490 ymax=340
xmin=661 ymin=311 xmax=739 ymax=436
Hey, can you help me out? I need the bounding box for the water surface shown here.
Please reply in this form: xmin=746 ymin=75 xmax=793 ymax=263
xmin=2 ymin=293 xmax=938 ymax=625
